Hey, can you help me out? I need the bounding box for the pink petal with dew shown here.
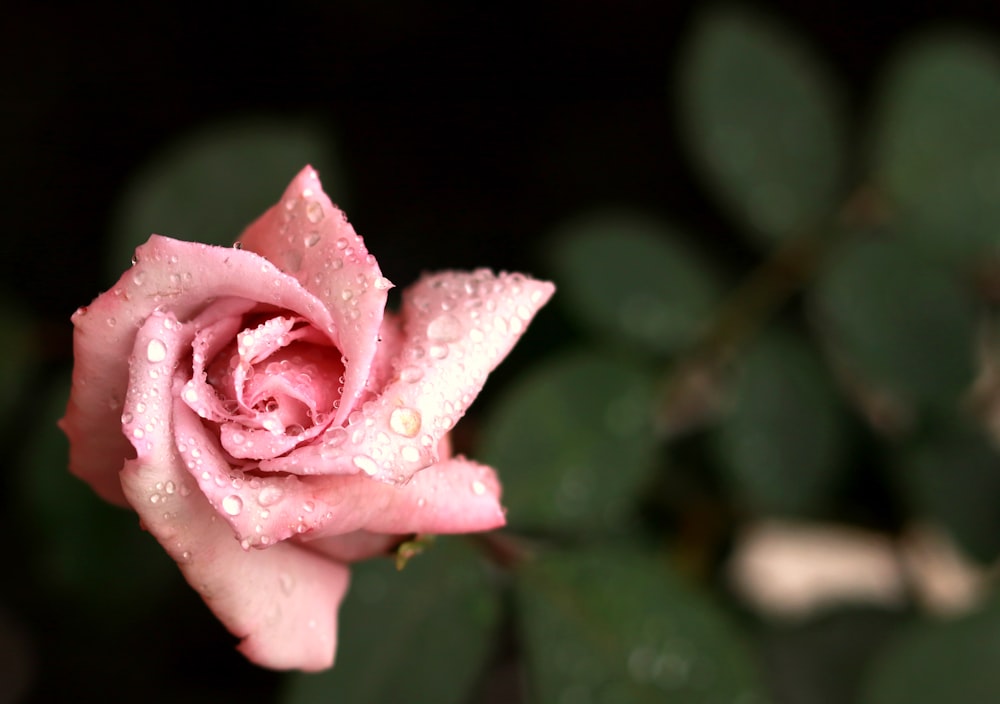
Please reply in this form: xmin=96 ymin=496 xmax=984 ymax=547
xmin=61 ymin=236 xmax=335 ymax=505
xmin=237 ymin=166 xmax=391 ymax=425
xmin=178 ymin=385 xmax=505 ymax=547
xmin=259 ymin=269 xmax=556 ymax=485
xmin=119 ymin=310 xmax=348 ymax=671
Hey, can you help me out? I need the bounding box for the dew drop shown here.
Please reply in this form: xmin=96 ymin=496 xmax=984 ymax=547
xmin=304 ymin=233 xmax=321 ymax=247
xmin=399 ymin=366 xmax=424 ymax=383
xmin=258 ymin=486 xmax=284 ymax=507
xmin=279 ymin=572 xmax=295 ymax=595
xmin=428 ymin=344 xmax=448 ymax=360
xmin=389 ymin=407 xmax=422 ymax=437
xmin=352 ymin=454 xmax=378 ymax=475
xmin=121 ymin=412 xmax=133 ymax=425
xmin=427 ymin=313 xmax=462 ymax=342
xmin=146 ymin=338 xmax=167 ymax=363
xmin=305 ymin=200 xmax=324 ymax=223
xmin=222 ymin=495 xmax=243 ymax=516
xmin=472 ymin=480 xmax=487 ymax=495
xmin=401 ymin=446 xmax=421 ymax=463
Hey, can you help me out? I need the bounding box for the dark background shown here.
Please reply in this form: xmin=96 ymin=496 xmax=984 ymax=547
xmin=6 ymin=1 xmax=1000 ymax=702
xmin=9 ymin=0 xmax=1000 ymax=324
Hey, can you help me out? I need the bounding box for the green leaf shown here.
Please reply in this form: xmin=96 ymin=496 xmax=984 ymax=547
xmin=860 ymin=594 xmax=1000 ymax=704
xmin=109 ymin=116 xmax=339 ymax=276
xmin=478 ymin=350 xmax=658 ymax=536
xmin=900 ymin=423 xmax=1000 ymax=563
xmin=281 ymin=538 xmax=500 ymax=704
xmin=548 ymin=211 xmax=722 ymax=355
xmin=756 ymin=607 xmax=906 ymax=704
xmin=516 ymin=546 xmax=770 ymax=704
xmin=810 ymin=236 xmax=978 ymax=410
xmin=17 ymin=375 xmax=177 ymax=617
xmin=678 ymin=6 xmax=846 ymax=244
xmin=713 ymin=329 xmax=850 ymax=515
xmin=871 ymin=33 xmax=1000 ymax=262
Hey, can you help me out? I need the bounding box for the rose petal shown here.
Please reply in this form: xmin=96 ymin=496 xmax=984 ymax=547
xmin=119 ymin=310 xmax=348 ymax=671
xmin=180 ymin=380 xmax=505 ymax=546
xmin=62 ymin=236 xmax=336 ymax=504
xmin=236 ymin=166 xmax=391 ymax=425
xmin=259 ymin=269 xmax=556 ymax=484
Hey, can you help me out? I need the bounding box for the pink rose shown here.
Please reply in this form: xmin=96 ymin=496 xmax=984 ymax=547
xmin=60 ymin=166 xmax=554 ymax=670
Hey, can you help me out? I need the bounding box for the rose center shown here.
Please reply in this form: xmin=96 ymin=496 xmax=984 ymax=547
xmin=182 ymin=310 xmax=345 ymax=461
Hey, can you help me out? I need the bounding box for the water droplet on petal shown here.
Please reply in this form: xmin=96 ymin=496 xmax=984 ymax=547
xmin=279 ymin=572 xmax=295 ymax=595
xmin=146 ymin=339 xmax=167 ymax=363
xmin=305 ymin=200 xmax=324 ymax=223
xmin=389 ymin=407 xmax=422 ymax=437
xmin=353 ymin=454 xmax=378 ymax=475
xmin=427 ymin=313 xmax=462 ymax=342
xmin=399 ymin=366 xmax=424 ymax=383
xmin=428 ymin=344 xmax=448 ymax=360
xmin=471 ymin=480 xmax=487 ymax=495
xmin=258 ymin=486 xmax=284 ymax=507
xmin=304 ymin=233 xmax=321 ymax=247
xmin=222 ymin=495 xmax=243 ymax=516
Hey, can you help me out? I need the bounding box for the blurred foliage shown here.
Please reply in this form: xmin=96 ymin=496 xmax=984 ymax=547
xmin=516 ymin=546 xmax=768 ymax=703
xmin=16 ymin=5 xmax=1000 ymax=704
xmin=871 ymin=33 xmax=1000 ymax=263
xmin=108 ymin=117 xmax=339 ymax=278
xmin=282 ymin=538 xmax=500 ymax=704
xmin=678 ymin=5 xmax=847 ymax=245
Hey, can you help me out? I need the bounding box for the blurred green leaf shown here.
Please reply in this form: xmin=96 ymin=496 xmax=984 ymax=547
xmin=281 ymin=538 xmax=500 ymax=704
xmin=18 ymin=376 xmax=176 ymax=617
xmin=810 ymin=236 xmax=978 ymax=410
xmin=756 ymin=606 xmax=905 ymax=704
xmin=516 ymin=546 xmax=769 ymax=704
xmin=109 ymin=116 xmax=339 ymax=277
xmin=900 ymin=423 xmax=1000 ymax=563
xmin=860 ymin=594 xmax=1000 ymax=704
xmin=549 ymin=211 xmax=723 ymax=355
xmin=478 ymin=350 xmax=658 ymax=536
xmin=678 ymin=5 xmax=846 ymax=244
xmin=871 ymin=34 xmax=1000 ymax=262
xmin=713 ymin=329 xmax=850 ymax=515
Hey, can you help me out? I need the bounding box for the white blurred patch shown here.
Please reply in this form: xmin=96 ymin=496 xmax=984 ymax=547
xmin=727 ymin=519 xmax=990 ymax=620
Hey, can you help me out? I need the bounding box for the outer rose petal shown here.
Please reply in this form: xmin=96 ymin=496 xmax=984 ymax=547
xmin=259 ymin=269 xmax=557 ymax=484
xmin=61 ymin=236 xmax=336 ymax=505
xmin=237 ymin=166 xmax=391 ymax=425
xmin=120 ymin=310 xmax=348 ymax=671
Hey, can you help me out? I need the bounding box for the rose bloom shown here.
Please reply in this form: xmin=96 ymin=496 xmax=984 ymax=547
xmin=60 ymin=166 xmax=554 ymax=670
